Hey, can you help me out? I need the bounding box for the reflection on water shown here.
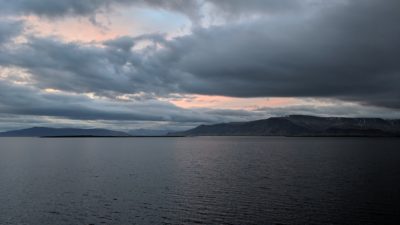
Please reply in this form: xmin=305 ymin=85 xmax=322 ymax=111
xmin=0 ymin=137 xmax=399 ymax=224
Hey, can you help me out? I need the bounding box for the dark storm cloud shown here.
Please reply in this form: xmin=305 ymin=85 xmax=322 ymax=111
xmin=205 ymin=0 xmax=302 ymax=16
xmin=1 ymin=0 xmax=400 ymax=110
xmin=165 ymin=0 xmax=400 ymax=108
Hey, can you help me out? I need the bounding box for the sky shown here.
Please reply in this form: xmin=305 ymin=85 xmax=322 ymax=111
xmin=0 ymin=0 xmax=399 ymax=132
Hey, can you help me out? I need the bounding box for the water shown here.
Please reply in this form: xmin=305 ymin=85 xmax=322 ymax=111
xmin=0 ymin=137 xmax=399 ymax=225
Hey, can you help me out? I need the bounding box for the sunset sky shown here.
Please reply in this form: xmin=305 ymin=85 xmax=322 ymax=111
xmin=0 ymin=0 xmax=399 ymax=131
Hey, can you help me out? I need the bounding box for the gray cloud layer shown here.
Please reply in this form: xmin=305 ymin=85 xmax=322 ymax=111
xmin=0 ymin=0 xmax=301 ymax=20
xmin=0 ymin=0 xmax=399 ymax=130
xmin=0 ymin=0 xmax=202 ymax=22
xmin=172 ymin=0 xmax=400 ymax=108
xmin=0 ymin=79 xmax=221 ymax=123
xmin=0 ymin=20 xmax=24 ymax=45
xmin=2 ymin=0 xmax=399 ymax=108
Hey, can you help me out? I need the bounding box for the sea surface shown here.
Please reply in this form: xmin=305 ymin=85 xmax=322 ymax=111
xmin=0 ymin=137 xmax=399 ymax=225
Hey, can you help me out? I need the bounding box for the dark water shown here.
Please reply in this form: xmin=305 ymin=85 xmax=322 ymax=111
xmin=0 ymin=137 xmax=399 ymax=225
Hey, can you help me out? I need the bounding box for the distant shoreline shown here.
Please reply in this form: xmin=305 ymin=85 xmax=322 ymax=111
xmin=35 ymin=135 xmax=400 ymax=138
xmin=0 ymin=136 xmax=398 ymax=139
xmin=40 ymin=135 xmax=185 ymax=138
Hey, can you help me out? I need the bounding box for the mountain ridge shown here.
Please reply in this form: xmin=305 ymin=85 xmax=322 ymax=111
xmin=171 ymin=115 xmax=400 ymax=137
xmin=0 ymin=127 xmax=130 ymax=137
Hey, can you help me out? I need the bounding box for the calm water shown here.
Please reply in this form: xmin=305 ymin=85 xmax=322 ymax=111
xmin=0 ymin=137 xmax=399 ymax=225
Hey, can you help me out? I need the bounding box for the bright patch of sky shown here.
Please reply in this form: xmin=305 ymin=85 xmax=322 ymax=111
xmin=22 ymin=6 xmax=191 ymax=42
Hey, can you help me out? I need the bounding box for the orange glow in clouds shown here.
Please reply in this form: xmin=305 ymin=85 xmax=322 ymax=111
xmin=171 ymin=95 xmax=298 ymax=110
xmin=24 ymin=15 xmax=136 ymax=42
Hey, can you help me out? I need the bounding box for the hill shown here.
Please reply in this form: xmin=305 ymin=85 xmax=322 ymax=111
xmin=171 ymin=115 xmax=400 ymax=137
xmin=0 ymin=127 xmax=130 ymax=137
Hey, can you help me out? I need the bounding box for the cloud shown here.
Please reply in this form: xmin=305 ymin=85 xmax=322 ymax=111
xmin=1 ymin=36 xmax=136 ymax=95
xmin=162 ymin=0 xmax=400 ymax=108
xmin=0 ymin=0 xmax=202 ymax=22
xmin=0 ymin=80 xmax=209 ymax=123
xmin=2 ymin=0 xmax=400 ymax=109
xmin=204 ymin=0 xmax=303 ymax=17
xmin=0 ymin=0 xmax=305 ymax=24
xmin=0 ymin=34 xmax=181 ymax=96
xmin=0 ymin=0 xmax=399 ymax=132
xmin=103 ymin=36 xmax=135 ymax=51
xmin=0 ymin=78 xmax=244 ymax=127
xmin=0 ymin=0 xmax=112 ymax=17
xmin=0 ymin=20 xmax=24 ymax=45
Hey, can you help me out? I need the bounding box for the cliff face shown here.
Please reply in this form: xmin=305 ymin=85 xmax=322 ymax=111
xmin=172 ymin=115 xmax=400 ymax=137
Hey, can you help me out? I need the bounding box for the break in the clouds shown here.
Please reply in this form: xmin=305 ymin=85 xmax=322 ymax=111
xmin=0 ymin=0 xmax=399 ymax=130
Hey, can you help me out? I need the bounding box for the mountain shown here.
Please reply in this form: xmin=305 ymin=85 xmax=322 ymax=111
xmin=171 ymin=115 xmax=400 ymax=137
xmin=0 ymin=127 xmax=130 ymax=137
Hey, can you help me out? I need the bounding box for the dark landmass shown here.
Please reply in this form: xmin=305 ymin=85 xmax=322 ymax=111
xmin=41 ymin=135 xmax=184 ymax=138
xmin=128 ymin=129 xmax=176 ymax=136
xmin=170 ymin=115 xmax=400 ymax=137
xmin=0 ymin=127 xmax=130 ymax=137
xmin=2 ymin=115 xmax=400 ymax=137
